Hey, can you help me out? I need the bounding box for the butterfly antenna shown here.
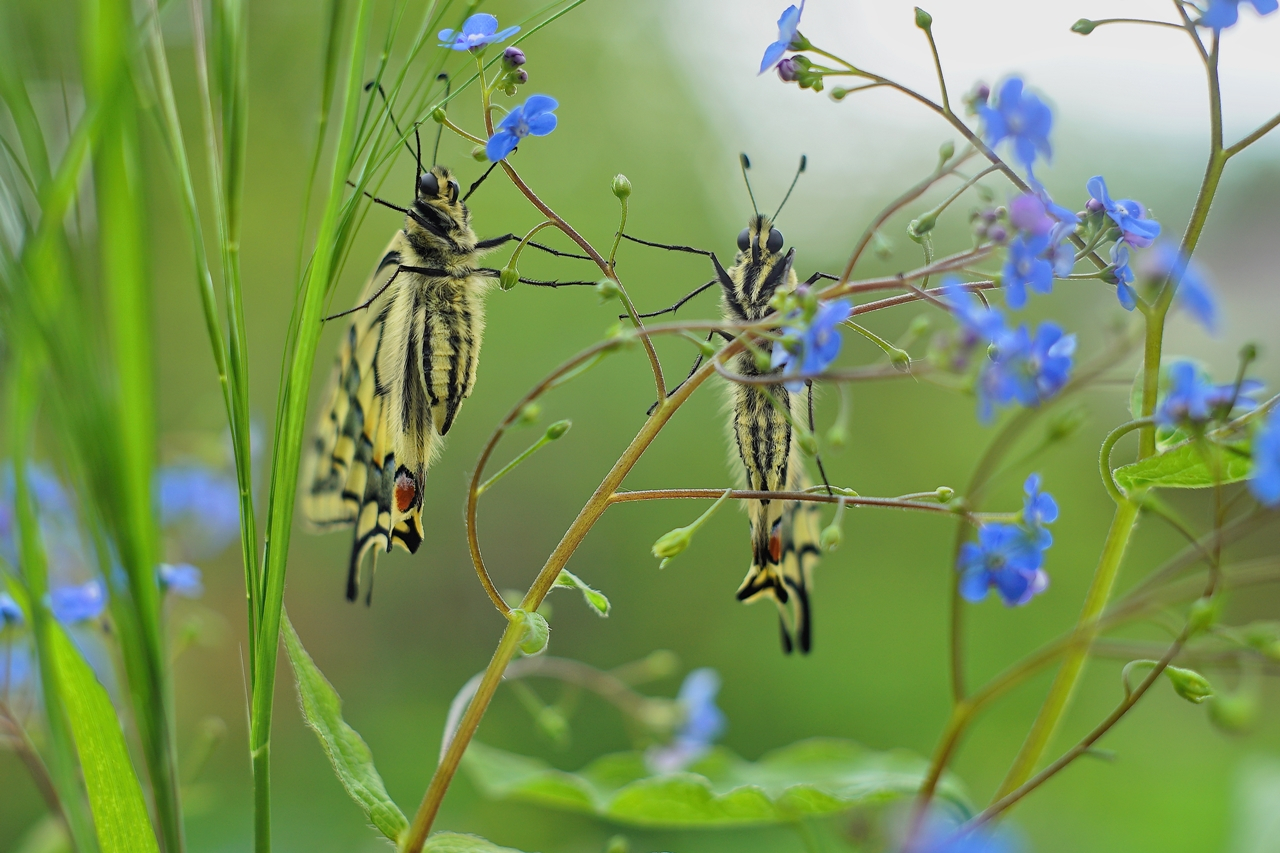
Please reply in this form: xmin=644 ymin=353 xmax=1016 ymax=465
xmin=773 ymin=154 xmax=807 ymax=221
xmin=739 ymin=153 xmax=760 ymax=217
xmin=463 ymin=161 xmax=501 ymax=202
xmin=364 ymin=80 xmax=417 ymax=165
xmin=431 ymin=73 xmax=450 ymax=166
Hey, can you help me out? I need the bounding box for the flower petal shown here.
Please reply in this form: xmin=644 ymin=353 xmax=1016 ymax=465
xmin=759 ymin=40 xmax=787 ymax=74
xmin=461 ymin=13 xmax=498 ymax=37
xmin=486 ymin=130 xmax=520 ymax=162
xmin=521 ymin=94 xmax=559 ymax=118
xmin=525 ymin=112 xmax=558 ymax=137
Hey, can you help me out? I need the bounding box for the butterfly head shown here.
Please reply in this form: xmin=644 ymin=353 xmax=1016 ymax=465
xmin=405 ymin=165 xmax=472 ymax=250
xmin=735 ymin=215 xmax=786 ymax=266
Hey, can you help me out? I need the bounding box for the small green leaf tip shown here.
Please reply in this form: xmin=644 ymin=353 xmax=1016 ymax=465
xmin=611 ymin=174 xmax=632 ymax=199
xmin=513 ymin=609 xmax=550 ymax=656
xmin=499 ymin=266 xmax=519 ymax=291
xmin=1071 ymin=18 xmax=1096 ymax=35
xmin=914 ymin=7 xmax=933 ymax=29
xmin=544 ymin=419 xmax=571 ymax=440
xmin=1166 ymin=666 xmax=1213 ymax=704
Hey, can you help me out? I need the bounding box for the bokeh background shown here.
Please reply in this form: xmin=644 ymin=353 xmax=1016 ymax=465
xmin=3 ymin=0 xmax=1280 ymax=851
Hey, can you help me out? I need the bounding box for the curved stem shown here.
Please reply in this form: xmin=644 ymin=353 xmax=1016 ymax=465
xmin=1098 ymin=419 xmax=1153 ymax=504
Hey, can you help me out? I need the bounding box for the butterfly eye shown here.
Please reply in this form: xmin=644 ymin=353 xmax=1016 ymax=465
xmin=448 ymin=180 xmax=460 ymax=204
xmin=737 ymin=228 xmax=750 ymax=251
xmin=766 ymin=228 xmax=784 ymax=253
xmin=418 ymin=172 xmax=440 ymax=198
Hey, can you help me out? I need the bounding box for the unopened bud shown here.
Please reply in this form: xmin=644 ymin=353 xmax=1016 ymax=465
xmin=499 ymin=266 xmax=519 ymax=291
xmin=889 ymin=348 xmax=911 ymax=370
xmin=777 ymin=57 xmax=800 ymax=83
xmin=908 ymin=212 xmax=937 ymax=240
xmin=516 ymin=402 xmax=541 ymax=425
xmin=753 ymin=348 xmax=772 ymax=372
xmin=544 ymin=419 xmax=571 ymax=440
xmin=938 ymin=139 xmax=955 ymax=163
xmin=915 ymin=7 xmax=933 ymax=29
xmin=430 ymin=106 xmax=446 ymax=124
xmin=1208 ymin=690 xmax=1259 ymax=734
xmin=1165 ymin=666 xmax=1213 ymax=704
xmin=935 ymin=486 xmax=955 ymax=502
xmin=641 ymin=649 xmax=680 ymax=679
xmin=872 ymin=230 xmax=893 ymax=259
xmin=471 ymin=145 xmax=488 ymax=162
xmin=512 ymin=68 xmax=528 ymax=85
xmin=820 ymin=522 xmax=842 ymax=552
xmin=1085 ymin=197 xmax=1105 ymax=214
xmin=513 ymin=609 xmax=550 ymax=656
xmin=1071 ymin=18 xmax=1096 ymax=35
xmin=502 ymin=46 xmax=526 ymax=68
xmin=1243 ymin=622 xmax=1280 ymax=661
xmin=596 ymin=277 xmax=621 ymax=302
xmin=826 ymin=423 xmax=847 ymax=450
xmin=1187 ymin=596 xmax=1220 ymax=636
xmin=1240 ymin=342 xmax=1259 ymax=364
xmin=605 ymin=836 xmax=630 ymax=853
xmin=986 ymin=224 xmax=1009 ymax=244
xmin=652 ymin=527 xmax=693 ymax=564
xmin=908 ymin=314 xmax=932 ymax=338
xmin=611 ymin=174 xmax=632 ymax=199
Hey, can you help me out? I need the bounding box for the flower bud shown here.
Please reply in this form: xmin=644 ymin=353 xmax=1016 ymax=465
xmin=1071 ymin=18 xmax=1096 ymax=34
xmin=914 ymin=7 xmax=933 ymax=29
xmin=889 ymin=348 xmax=911 ymax=370
xmin=1240 ymin=342 xmax=1259 ymax=364
xmin=1187 ymin=596 xmax=1220 ymax=636
xmin=471 ymin=145 xmax=488 ymax=162
xmin=820 ymin=522 xmax=842 ymax=552
xmin=1165 ymin=666 xmax=1213 ymax=704
xmin=795 ymin=426 xmax=818 ymax=456
xmin=753 ymin=348 xmax=772 ymax=372
xmin=935 ymin=486 xmax=955 ymax=502
xmin=512 ymin=609 xmax=550 ymax=656
xmin=641 ymin=649 xmax=680 ymax=680
xmin=513 ymin=69 xmax=528 ymax=85
xmin=1085 ymin=197 xmax=1105 ymax=214
xmin=499 ymin=266 xmax=519 ymax=291
xmin=908 ymin=212 xmax=937 ymax=241
xmin=777 ymin=57 xmax=800 ymax=82
xmin=1243 ymin=622 xmax=1280 ymax=661
xmin=596 ymin=277 xmax=621 ymax=302
xmin=1208 ymin=690 xmax=1259 ymax=734
xmin=516 ymin=402 xmax=541 ymax=426
xmin=652 ymin=527 xmax=693 ymax=563
xmin=544 ymin=419 xmax=571 ymax=440
xmin=872 ymin=230 xmax=893 ymax=259
xmin=611 ymin=174 xmax=632 ymax=199
xmin=986 ymin=225 xmax=1009 ymax=244
xmin=502 ymin=46 xmax=526 ymax=68
xmin=938 ymin=139 xmax=955 ymax=164
xmin=825 ymin=423 xmax=847 ymax=450
xmin=430 ymin=106 xmax=446 ymax=124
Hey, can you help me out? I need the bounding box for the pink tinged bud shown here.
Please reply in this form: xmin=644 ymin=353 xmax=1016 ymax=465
xmin=974 ymin=83 xmax=990 ymax=102
xmin=987 ymin=225 xmax=1008 ymax=243
xmin=513 ymin=68 xmax=528 ymax=84
xmin=503 ymin=46 xmax=526 ymax=67
xmin=1008 ymin=193 xmax=1053 ymax=236
xmin=1085 ymin=197 xmax=1105 ymax=214
xmin=776 ymin=57 xmax=800 ymax=82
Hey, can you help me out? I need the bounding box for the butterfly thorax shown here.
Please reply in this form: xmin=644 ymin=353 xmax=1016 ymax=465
xmin=402 ymin=166 xmax=479 ymax=262
xmin=721 ymin=215 xmax=798 ymax=323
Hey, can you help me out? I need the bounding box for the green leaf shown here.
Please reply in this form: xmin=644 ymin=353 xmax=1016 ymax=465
xmin=282 ymin=616 xmax=408 ymax=842
xmin=553 ymin=569 xmax=611 ymax=617
xmin=424 ymin=833 xmax=532 ymax=853
xmin=1115 ymin=439 xmax=1251 ymax=491
xmin=462 ymin=738 xmax=968 ymax=828
xmin=49 ymin=625 xmax=161 ymax=853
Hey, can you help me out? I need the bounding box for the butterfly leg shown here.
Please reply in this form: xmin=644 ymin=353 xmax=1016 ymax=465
xmin=323 ymin=264 xmax=447 ymax=322
xmin=474 ymin=233 xmax=594 ymax=261
xmin=803 ymin=271 xmax=840 ymax=285
xmin=807 ymin=380 xmax=834 ymax=496
xmin=621 ymin=278 xmax=718 ymax=321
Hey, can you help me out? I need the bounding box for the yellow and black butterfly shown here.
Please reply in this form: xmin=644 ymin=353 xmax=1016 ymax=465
xmin=304 ymin=89 xmax=593 ymax=602
xmin=624 ymin=155 xmax=833 ymax=653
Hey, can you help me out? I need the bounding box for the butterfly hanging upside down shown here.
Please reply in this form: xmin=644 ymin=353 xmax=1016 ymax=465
xmin=624 ymin=155 xmax=834 ymax=653
xmin=303 ymin=150 xmax=594 ymax=603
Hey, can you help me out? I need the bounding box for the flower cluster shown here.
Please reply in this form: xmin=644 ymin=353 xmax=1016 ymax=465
xmin=1001 ymin=184 xmax=1079 ymax=308
xmin=771 ymin=296 xmax=854 ymax=391
xmin=958 ymin=475 xmax=1057 ymax=607
xmin=759 ymin=1 xmax=806 ymax=75
xmin=1199 ymin=0 xmax=1278 ymax=29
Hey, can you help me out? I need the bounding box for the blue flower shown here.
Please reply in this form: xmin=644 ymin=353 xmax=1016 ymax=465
xmin=647 ymin=668 xmax=727 ymax=773
xmin=438 ymin=14 xmax=519 ymax=52
xmin=158 ymin=463 xmax=241 ymax=558
xmin=1008 ymin=192 xmax=1054 ymax=237
xmin=50 ymin=579 xmax=106 ymax=624
xmin=760 ymin=1 xmax=805 ymax=74
xmin=978 ymin=323 xmax=1076 ymax=423
xmin=1156 ymin=361 xmax=1215 ymax=428
xmin=1002 ymin=233 xmax=1053 ymax=309
xmin=958 ymin=523 xmax=1049 ymax=607
xmin=0 ymin=644 xmax=31 ymax=692
xmin=485 ymin=95 xmax=558 ymax=162
xmin=978 ymin=78 xmax=1053 ymax=171
xmin=1199 ymin=0 xmax=1279 ymax=28
xmin=1206 ymin=378 xmax=1265 ymax=414
xmin=943 ymin=279 xmax=1006 ymax=343
xmin=771 ymin=298 xmax=853 ymax=391
xmin=1111 ymin=242 xmax=1138 ymax=311
xmin=1086 ymin=176 xmax=1161 ymax=248
xmin=0 ymin=592 xmax=22 ymax=629
xmin=1148 ymin=243 xmax=1218 ymax=333
xmin=1249 ymin=406 xmax=1280 ymax=506
xmin=1022 ymin=474 xmax=1059 ymax=528
xmin=159 ymin=563 xmax=204 ymax=599
xmin=920 ymin=823 xmax=1020 ymax=853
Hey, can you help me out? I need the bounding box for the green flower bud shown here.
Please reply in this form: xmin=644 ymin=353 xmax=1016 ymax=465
xmin=695 ymin=337 xmax=719 ymax=358
xmin=516 ymin=402 xmax=542 ymax=426
xmin=826 ymin=423 xmax=847 ymax=450
xmin=513 ymin=609 xmax=550 ymax=656
xmin=907 ymin=214 xmax=937 ymax=242
xmin=1243 ymin=622 xmax=1280 ymax=661
xmin=596 ymin=277 xmax=621 ymax=302
xmin=796 ymin=426 xmax=818 ymax=456
xmin=914 ymin=7 xmax=933 ymax=29
xmin=1165 ymin=666 xmax=1213 ymax=704
xmin=611 ymin=174 xmax=632 ymax=199
xmin=935 ymin=486 xmax=955 ymax=502
xmin=1240 ymin=342 xmax=1259 ymax=364
xmin=1071 ymin=18 xmax=1096 ymax=35
xmin=1187 ymin=596 xmax=1220 ymax=636
xmin=829 ymin=87 xmax=850 ymax=102
xmin=1045 ymin=406 xmax=1087 ymax=443
xmin=1208 ymin=690 xmax=1259 ymax=734
xmin=938 ymin=139 xmax=955 ymax=163
xmin=753 ymin=348 xmax=773 ymax=372
xmin=820 ymin=522 xmax=843 ymax=552
xmin=499 ymin=266 xmax=519 ymax=291
xmin=640 ymin=649 xmax=680 ymax=680
xmin=430 ymin=106 xmax=446 ymax=124
xmin=872 ymin=230 xmax=893 ymax=260
xmin=889 ymin=348 xmax=911 ymax=370
xmin=652 ymin=527 xmax=693 ymax=563
xmin=544 ymin=419 xmax=571 ymax=440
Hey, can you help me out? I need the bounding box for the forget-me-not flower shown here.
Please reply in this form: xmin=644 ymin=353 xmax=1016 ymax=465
xmin=159 ymin=463 xmax=241 ymax=559
xmin=50 ymin=579 xmax=106 ymax=625
xmin=1156 ymin=361 xmax=1215 ymax=428
xmin=647 ymin=667 xmax=727 ymax=773
xmin=1002 ymin=233 xmax=1054 ymax=309
xmin=943 ymin=279 xmax=1005 ymax=343
xmin=1022 ymin=473 xmax=1058 ymax=544
xmin=438 ymin=14 xmax=519 ymax=52
xmin=1111 ymin=242 xmax=1138 ymax=310
xmin=958 ymin=522 xmax=1049 ymax=607
xmin=1087 ymin=176 xmax=1161 ymax=248
xmin=1146 ymin=243 xmax=1218 ymax=333
xmin=159 ymin=563 xmax=204 ymax=599
xmin=760 ymin=1 xmax=805 ymax=74
xmin=1199 ymin=0 xmax=1279 ymax=29
xmin=0 ymin=592 xmax=22 ymax=629
xmin=486 ymin=95 xmax=558 ymax=162
xmin=979 ymin=323 xmax=1076 ymax=423
xmin=771 ymin=298 xmax=854 ymax=391
xmin=1249 ymin=406 xmax=1280 ymax=506
xmin=978 ymin=78 xmax=1053 ymax=171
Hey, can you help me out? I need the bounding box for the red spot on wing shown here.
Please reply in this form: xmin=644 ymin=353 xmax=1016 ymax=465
xmin=769 ymin=519 xmax=783 ymax=564
xmin=394 ymin=472 xmax=417 ymax=513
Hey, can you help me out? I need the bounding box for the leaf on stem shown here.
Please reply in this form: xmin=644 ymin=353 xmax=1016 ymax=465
xmin=282 ymin=616 xmax=409 ymax=842
xmin=1114 ymin=439 xmax=1251 ymax=491
xmin=424 ymin=833 xmax=532 ymax=853
xmin=553 ymin=569 xmax=610 ymax=617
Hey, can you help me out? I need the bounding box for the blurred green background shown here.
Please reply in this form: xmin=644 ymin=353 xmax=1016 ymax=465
xmin=2 ymin=0 xmax=1279 ymax=851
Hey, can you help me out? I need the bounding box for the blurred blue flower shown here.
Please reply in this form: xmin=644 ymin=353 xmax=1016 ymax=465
xmin=438 ymin=14 xmax=519 ymax=52
xmin=1249 ymin=406 xmax=1280 ymax=506
xmin=0 ymin=643 xmax=31 ymax=692
xmin=1047 ymin=223 xmax=1075 ymax=278
xmin=1156 ymin=361 xmax=1216 ymax=428
xmin=978 ymin=323 xmax=1076 ymax=423
xmin=1111 ymin=242 xmax=1138 ymax=311
xmin=486 ymin=95 xmax=558 ymax=162
xmin=1147 ymin=243 xmax=1218 ymax=333
xmin=978 ymin=78 xmax=1053 ymax=171
xmin=1087 ymin=176 xmax=1161 ymax=248
xmin=771 ymin=298 xmax=853 ymax=391
xmin=760 ymin=1 xmax=805 ymax=74
xmin=1022 ymin=474 xmax=1059 ymax=530
xmin=0 ymin=592 xmax=22 ymax=629
xmin=1199 ymin=0 xmax=1278 ymax=28
xmin=919 ymin=822 xmax=1021 ymax=853
xmin=50 ymin=579 xmax=106 ymax=625
xmin=158 ymin=463 xmax=241 ymax=558
xmin=1206 ymin=378 xmax=1265 ymax=414
xmin=1008 ymin=192 xmax=1054 ymax=237
xmin=943 ymin=279 xmax=1005 ymax=343
xmin=647 ymin=668 xmax=726 ymax=773
xmin=958 ymin=523 xmax=1049 ymax=607
xmin=1002 ymin=233 xmax=1053 ymax=309
xmin=158 ymin=563 xmax=204 ymax=599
